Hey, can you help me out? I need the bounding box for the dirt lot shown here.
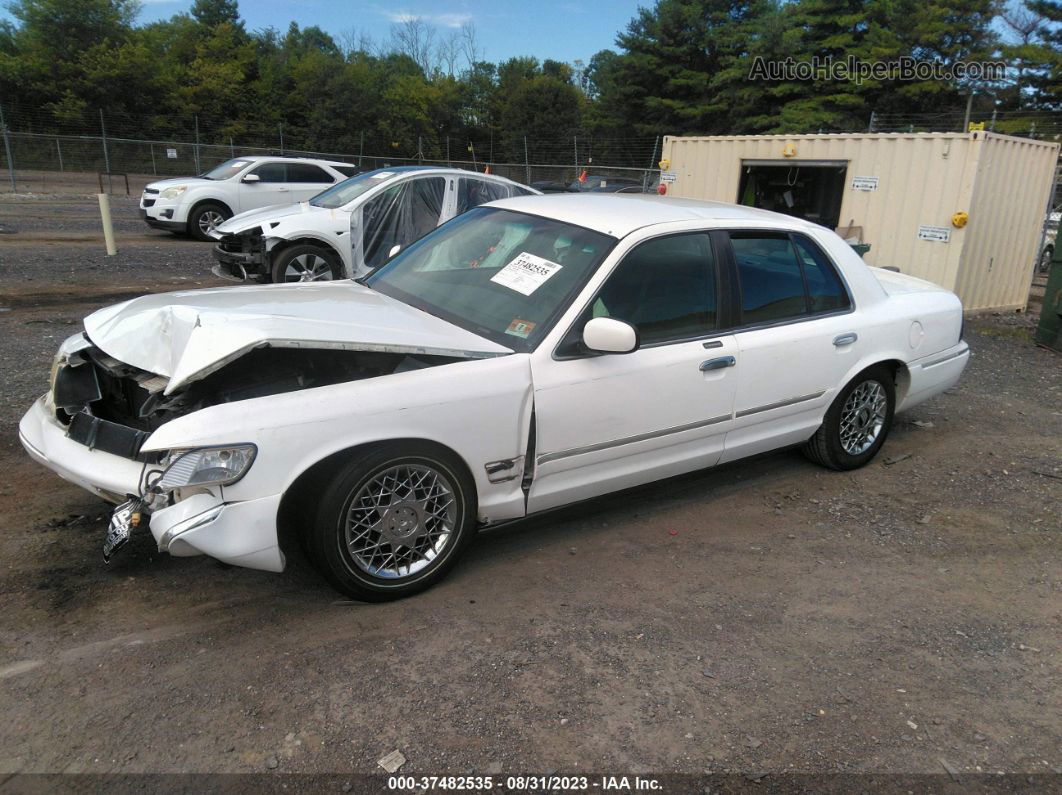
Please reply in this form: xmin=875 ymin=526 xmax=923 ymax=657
xmin=0 ymin=193 xmax=1059 ymax=785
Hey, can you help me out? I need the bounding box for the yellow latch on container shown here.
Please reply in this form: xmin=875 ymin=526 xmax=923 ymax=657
xmin=952 ymin=211 xmax=969 ymax=228
xmin=782 ymin=144 xmax=797 ymax=158
xmin=658 ymin=159 xmax=670 ymax=170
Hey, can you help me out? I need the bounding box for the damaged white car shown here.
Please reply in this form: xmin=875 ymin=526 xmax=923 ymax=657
xmin=20 ymin=195 xmax=970 ymax=601
xmin=210 ymin=166 xmax=537 ymax=283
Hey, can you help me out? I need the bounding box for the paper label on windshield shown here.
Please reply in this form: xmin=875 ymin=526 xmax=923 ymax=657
xmin=371 ymin=171 xmax=394 ymax=180
xmin=490 ymin=252 xmax=562 ymax=296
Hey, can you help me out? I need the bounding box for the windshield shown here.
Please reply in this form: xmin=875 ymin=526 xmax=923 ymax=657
xmin=311 ymin=169 xmax=401 ymax=209
xmin=201 ymin=158 xmax=254 ymax=180
xmin=367 ymin=207 xmax=615 ymax=352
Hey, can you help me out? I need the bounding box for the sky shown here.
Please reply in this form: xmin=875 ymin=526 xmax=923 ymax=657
xmin=131 ymin=0 xmax=647 ymax=65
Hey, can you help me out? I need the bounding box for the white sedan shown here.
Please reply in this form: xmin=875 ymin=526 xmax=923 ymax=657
xmin=19 ymin=195 xmax=970 ymax=601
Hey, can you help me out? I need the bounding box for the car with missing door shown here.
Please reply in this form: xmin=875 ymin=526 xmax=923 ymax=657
xmin=20 ymin=194 xmax=969 ymax=601
xmin=209 ymin=166 xmax=538 ymax=283
xmin=139 ymin=156 xmax=360 ymax=241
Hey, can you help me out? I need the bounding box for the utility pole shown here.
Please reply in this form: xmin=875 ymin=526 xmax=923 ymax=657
xmin=573 ymin=135 xmax=578 ymax=176
xmin=230 ymin=136 xmax=235 ymax=158
xmin=0 ymin=103 xmax=15 ymax=192
xmin=99 ymin=109 xmax=110 ymax=175
xmin=868 ymin=111 xmax=877 ymax=133
xmin=446 ymin=136 xmax=450 ymax=167
xmin=989 ymin=109 xmax=997 ymax=132
xmin=150 ymin=143 xmax=156 ymax=175
xmin=359 ymin=131 xmax=364 ymax=166
xmin=55 ymin=138 xmax=64 ymax=172
xmin=278 ymin=123 xmax=284 ymax=155
xmin=962 ymin=92 xmax=973 ymax=131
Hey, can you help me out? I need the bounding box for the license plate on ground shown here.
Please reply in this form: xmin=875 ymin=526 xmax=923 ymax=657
xmin=103 ymin=498 xmax=142 ymax=562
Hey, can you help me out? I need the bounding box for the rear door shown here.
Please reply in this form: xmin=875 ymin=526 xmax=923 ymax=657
xmin=719 ymin=230 xmax=861 ymax=463
xmin=286 ymin=162 xmax=338 ymax=202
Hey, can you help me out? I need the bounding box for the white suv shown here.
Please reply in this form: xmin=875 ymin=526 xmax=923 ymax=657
xmin=210 ymin=166 xmax=539 ymax=282
xmin=140 ymin=156 xmax=360 ymax=241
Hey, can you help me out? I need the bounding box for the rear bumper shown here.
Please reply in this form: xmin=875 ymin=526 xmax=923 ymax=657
xmin=19 ymin=395 xmax=285 ymax=572
xmin=899 ymin=341 xmax=970 ymax=412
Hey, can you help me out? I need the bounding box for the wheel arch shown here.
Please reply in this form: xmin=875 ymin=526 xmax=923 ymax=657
xmin=275 ymin=437 xmax=477 ymax=562
xmin=188 ymin=196 xmax=234 ymax=219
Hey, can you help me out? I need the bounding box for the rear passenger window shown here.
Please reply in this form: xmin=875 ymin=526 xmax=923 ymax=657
xmin=732 ymin=234 xmax=807 ymax=323
xmin=792 ymin=236 xmax=850 ymax=312
xmin=287 ymin=163 xmax=334 ymax=183
xmin=457 ymin=179 xmax=510 ymax=214
xmin=591 ymin=232 xmax=717 ymax=345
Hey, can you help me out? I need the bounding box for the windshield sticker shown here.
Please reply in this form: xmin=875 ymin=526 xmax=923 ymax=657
xmin=231 ymin=161 xmax=250 ymax=167
xmin=490 ymin=252 xmax=563 ymax=296
xmin=505 ymin=319 xmax=537 ymax=338
xmin=371 ymin=171 xmax=394 ymax=179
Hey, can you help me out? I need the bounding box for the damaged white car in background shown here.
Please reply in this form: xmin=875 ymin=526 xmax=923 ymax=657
xmin=209 ymin=166 xmax=537 ymax=283
xmin=20 ymin=194 xmax=970 ymax=601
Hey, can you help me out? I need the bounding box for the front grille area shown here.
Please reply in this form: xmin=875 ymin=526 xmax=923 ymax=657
xmin=52 ymin=349 xmax=170 ymax=461
xmin=214 ymin=231 xmax=264 ymax=258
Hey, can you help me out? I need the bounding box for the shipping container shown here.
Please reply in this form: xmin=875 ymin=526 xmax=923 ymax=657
xmin=661 ymin=131 xmax=1060 ymax=311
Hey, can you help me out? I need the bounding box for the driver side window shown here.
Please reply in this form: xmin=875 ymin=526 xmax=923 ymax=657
xmin=589 ymin=232 xmax=717 ymax=346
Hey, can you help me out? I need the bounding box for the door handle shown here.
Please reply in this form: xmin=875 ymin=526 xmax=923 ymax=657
xmin=833 ymin=332 xmax=858 ymax=347
xmin=700 ymin=356 xmax=736 ymax=371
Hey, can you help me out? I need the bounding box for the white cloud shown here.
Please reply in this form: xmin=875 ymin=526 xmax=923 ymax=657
xmin=384 ymin=9 xmax=473 ymax=28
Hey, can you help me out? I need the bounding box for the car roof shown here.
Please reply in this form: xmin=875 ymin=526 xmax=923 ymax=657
xmin=485 ymin=193 xmax=811 ymax=238
xmin=235 ymin=155 xmax=357 ymax=167
xmin=359 ymin=165 xmax=536 ymax=187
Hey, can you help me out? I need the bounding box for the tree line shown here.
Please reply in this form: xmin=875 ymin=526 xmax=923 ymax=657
xmin=0 ymin=0 xmax=1058 ymax=168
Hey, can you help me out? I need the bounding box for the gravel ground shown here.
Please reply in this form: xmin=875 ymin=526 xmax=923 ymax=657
xmin=0 ymin=193 xmax=1059 ymax=786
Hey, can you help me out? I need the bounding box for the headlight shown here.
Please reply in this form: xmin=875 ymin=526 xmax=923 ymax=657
xmin=155 ymin=445 xmax=256 ymax=491
xmin=160 ymin=185 xmax=188 ymax=199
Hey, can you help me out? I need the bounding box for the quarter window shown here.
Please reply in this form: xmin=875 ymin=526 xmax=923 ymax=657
xmin=792 ymin=236 xmax=850 ymax=312
xmin=588 ymin=232 xmax=717 ymax=345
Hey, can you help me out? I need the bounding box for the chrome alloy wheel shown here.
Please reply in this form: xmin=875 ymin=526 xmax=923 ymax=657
xmin=282 ymin=252 xmax=335 ymax=282
xmin=197 ymin=209 xmax=225 ymax=235
xmin=343 ymin=463 xmax=457 ymax=579
xmin=839 ymin=380 xmax=888 ymax=455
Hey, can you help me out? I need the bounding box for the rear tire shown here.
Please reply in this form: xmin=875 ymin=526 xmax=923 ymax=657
xmin=270 ymin=244 xmax=343 ymax=283
xmin=803 ymin=365 xmax=895 ymax=471
xmin=305 ymin=442 xmax=478 ymax=601
xmin=187 ymin=202 xmax=231 ymax=241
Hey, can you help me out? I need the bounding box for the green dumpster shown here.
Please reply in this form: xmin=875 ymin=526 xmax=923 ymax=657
xmin=849 ymin=243 xmax=871 ymax=258
xmin=1034 ymin=244 xmax=1062 ymax=353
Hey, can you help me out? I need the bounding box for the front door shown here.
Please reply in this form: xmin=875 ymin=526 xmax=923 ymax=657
xmin=238 ymin=161 xmax=290 ymax=212
xmin=528 ymin=231 xmax=739 ymax=513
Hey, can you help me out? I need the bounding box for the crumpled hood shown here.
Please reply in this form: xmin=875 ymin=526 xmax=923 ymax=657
xmin=213 ymin=202 xmax=326 ymax=236
xmin=84 ymin=282 xmax=512 ymax=394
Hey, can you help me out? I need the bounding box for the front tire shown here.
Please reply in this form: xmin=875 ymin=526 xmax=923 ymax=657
xmin=187 ymin=202 xmax=231 ymax=241
xmin=803 ymin=365 xmax=895 ymax=471
xmin=306 ymin=443 xmax=478 ymax=601
xmin=270 ymin=244 xmax=343 ymax=283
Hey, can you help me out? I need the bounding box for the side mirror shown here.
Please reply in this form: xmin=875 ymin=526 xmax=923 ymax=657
xmin=387 ymin=244 xmax=402 ymax=260
xmin=241 ymin=174 xmax=260 ymax=184
xmin=582 ymin=317 xmax=638 ymax=354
